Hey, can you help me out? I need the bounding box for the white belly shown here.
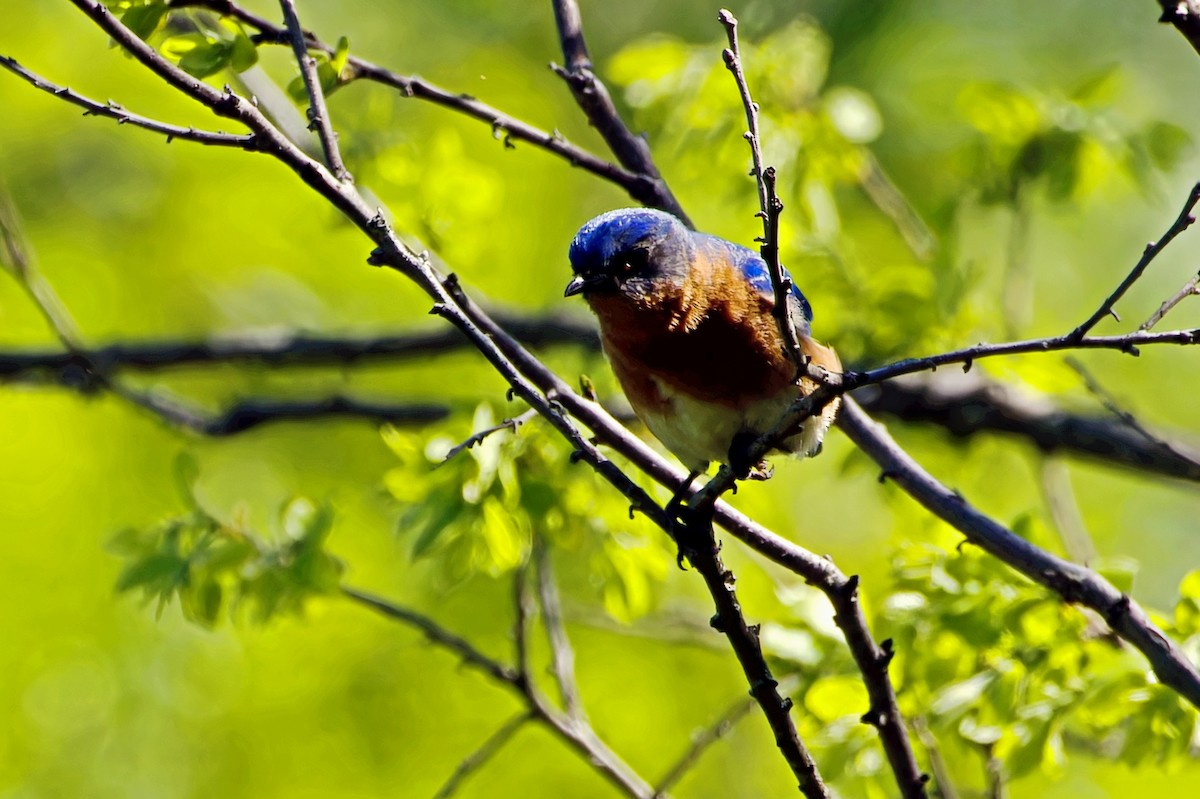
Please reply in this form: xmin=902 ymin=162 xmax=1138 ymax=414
xmin=636 ymin=378 xmax=832 ymax=471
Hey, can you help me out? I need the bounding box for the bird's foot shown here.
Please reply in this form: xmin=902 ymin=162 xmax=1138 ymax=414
xmin=728 ymin=432 xmax=773 ymax=481
xmin=745 ymin=461 xmax=774 ymax=481
xmin=665 ymin=469 xmax=703 ymax=569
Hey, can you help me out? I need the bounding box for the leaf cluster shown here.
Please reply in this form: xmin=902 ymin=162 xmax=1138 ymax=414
xmin=382 ymin=403 xmax=671 ymax=621
xmin=109 ymin=459 xmax=344 ymax=626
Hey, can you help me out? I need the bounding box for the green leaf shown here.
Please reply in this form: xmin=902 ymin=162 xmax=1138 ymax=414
xmin=1096 ymin=556 xmax=1138 ymax=595
xmin=1145 ymin=121 xmax=1193 ymax=170
xmin=162 ymin=33 xmax=234 ymax=79
xmin=222 ymin=19 xmax=260 ymax=73
xmin=121 ymin=1 xmax=167 ymax=41
xmin=331 ymin=36 xmax=351 ymax=76
xmin=115 ymin=552 xmax=187 ymax=594
xmin=1069 ymin=64 xmax=1121 ymax=106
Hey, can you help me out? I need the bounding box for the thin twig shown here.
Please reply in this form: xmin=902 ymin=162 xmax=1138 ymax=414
xmin=1068 ymin=181 xmax=1200 ymax=340
xmin=441 ymin=408 xmax=538 ymax=465
xmin=858 ymin=154 xmax=936 ymax=260
xmin=717 ymin=10 xmax=767 ymax=213
xmin=513 ymin=558 xmax=536 ymax=686
xmin=343 ymin=586 xmax=521 ymax=685
xmin=911 ymin=718 xmax=962 ymax=799
xmin=549 ymin=0 xmax=691 ymax=226
xmin=0 ymin=55 xmax=257 ymax=149
xmin=717 ymin=11 xmax=805 ymax=372
xmin=1141 ymin=267 xmax=1200 ymax=330
xmin=534 ymin=538 xmax=586 ymax=721
xmin=432 ymin=712 xmax=531 ymax=799
xmin=278 ymin=0 xmax=350 ymax=180
xmin=1039 ymin=458 xmax=1097 ymax=566
xmin=654 ymin=678 xmax=798 ymax=797
xmin=1064 ymin=356 xmax=1196 ymax=466
xmin=343 ymin=586 xmax=654 ymax=798
xmin=983 ymin=743 xmax=1006 ymax=799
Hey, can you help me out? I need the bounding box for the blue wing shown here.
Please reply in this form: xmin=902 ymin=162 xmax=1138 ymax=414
xmin=695 ymin=233 xmax=814 ymax=333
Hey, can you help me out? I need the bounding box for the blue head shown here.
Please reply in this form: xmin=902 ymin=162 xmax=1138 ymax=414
xmin=565 ymin=208 xmax=693 ymax=299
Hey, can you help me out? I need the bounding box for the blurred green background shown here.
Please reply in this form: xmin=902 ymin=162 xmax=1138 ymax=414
xmin=3 ymin=1 xmax=1200 ymax=796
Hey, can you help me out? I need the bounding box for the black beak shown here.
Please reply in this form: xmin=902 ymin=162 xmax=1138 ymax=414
xmin=563 ymin=273 xmax=611 ymax=297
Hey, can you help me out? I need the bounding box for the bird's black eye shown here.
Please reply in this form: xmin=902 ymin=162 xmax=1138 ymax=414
xmin=620 ymin=247 xmax=651 ymax=275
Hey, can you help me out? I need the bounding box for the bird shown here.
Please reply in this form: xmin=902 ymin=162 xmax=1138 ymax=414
xmin=565 ymin=207 xmax=841 ymax=493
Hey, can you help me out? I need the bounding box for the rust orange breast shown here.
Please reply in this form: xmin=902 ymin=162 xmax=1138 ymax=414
xmin=588 ymin=255 xmax=797 ymax=410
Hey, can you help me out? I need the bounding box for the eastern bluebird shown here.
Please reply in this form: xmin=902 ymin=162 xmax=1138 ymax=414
xmin=565 ymin=208 xmax=841 ymax=483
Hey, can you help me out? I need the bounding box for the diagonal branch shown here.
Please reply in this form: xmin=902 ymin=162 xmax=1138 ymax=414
xmin=168 ymin=0 xmax=664 ymax=208
xmin=1068 ymin=181 xmax=1200 ymax=340
xmin=653 ymin=692 xmax=758 ymax=797
xmin=852 ymin=375 xmax=1200 ymax=484
xmin=448 ymin=286 xmax=835 ymax=799
xmin=534 ymin=537 xmax=586 ymax=721
xmin=432 ymin=712 xmax=531 ymax=799
xmin=1141 ymin=265 xmax=1200 ymax=331
xmin=549 ymin=0 xmax=691 ymax=226
xmin=278 ymin=0 xmax=350 ymax=180
xmin=0 ymin=55 xmax=257 ymax=148
xmin=344 ymin=586 xmax=654 ymax=798
xmin=837 ymin=397 xmax=1200 ymax=709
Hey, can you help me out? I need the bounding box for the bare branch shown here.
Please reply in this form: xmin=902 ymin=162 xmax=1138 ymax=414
xmin=0 ymin=54 xmax=257 ymax=149
xmin=717 ymin=10 xmax=768 ymax=214
xmin=278 ymin=0 xmax=350 ymax=180
xmin=1064 ymin=355 xmax=1197 ymax=468
xmin=170 ymin=0 xmax=662 ymax=207
xmin=677 ymin=516 xmax=829 ymax=798
xmin=156 ymin=394 xmax=448 ymax=436
xmin=7 ymin=314 xmax=1200 ymax=483
xmin=1140 ymin=266 xmax=1200 ymax=330
xmin=837 ymin=397 xmax=1200 ymax=709
xmin=653 ymin=691 xmax=760 ymax=797
xmin=0 ymin=312 xmax=598 ymax=378
xmin=1068 ymin=181 xmax=1200 ymax=340
xmin=344 ymin=586 xmax=654 ymax=798
xmin=717 ymin=11 xmax=805 ymax=373
xmin=513 ymin=559 xmax=536 ymax=686
xmin=1040 ymin=458 xmax=1098 ymax=568
xmin=549 ymin=0 xmax=691 ymax=226
xmin=854 ymin=374 xmax=1200 ymax=484
xmin=912 ymin=718 xmax=962 ymax=799
xmin=433 ymin=712 xmax=531 ymax=799
xmin=534 ymin=538 xmax=586 ymax=721
xmin=343 ymin=586 xmax=522 ymax=685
